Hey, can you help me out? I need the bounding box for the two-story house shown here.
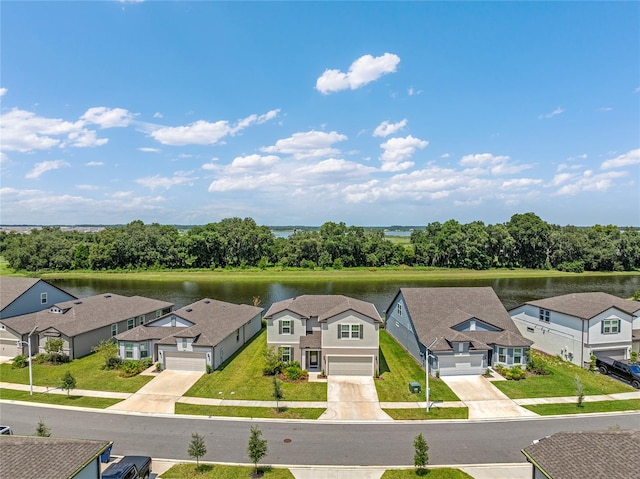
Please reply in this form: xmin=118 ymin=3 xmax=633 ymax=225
xmin=264 ymin=295 xmax=382 ymax=376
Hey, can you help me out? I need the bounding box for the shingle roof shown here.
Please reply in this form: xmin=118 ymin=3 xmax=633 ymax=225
xmin=150 ymin=298 xmax=264 ymax=347
xmin=0 ymin=435 xmax=112 ymax=479
xmin=521 ymin=429 xmax=640 ymax=479
xmin=2 ymin=293 xmax=174 ymax=336
xmin=0 ymin=277 xmax=76 ymax=312
xmin=395 ymin=287 xmax=531 ymax=352
xmin=264 ymin=294 xmax=381 ymax=323
xmin=522 ymin=292 xmax=640 ymax=319
xmin=300 ymin=330 xmax=322 ymax=349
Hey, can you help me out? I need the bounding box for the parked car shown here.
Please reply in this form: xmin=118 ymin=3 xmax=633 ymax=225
xmin=0 ymin=425 xmax=13 ymax=435
xmin=596 ymin=356 xmax=640 ymax=389
xmin=102 ymin=456 xmax=151 ymax=479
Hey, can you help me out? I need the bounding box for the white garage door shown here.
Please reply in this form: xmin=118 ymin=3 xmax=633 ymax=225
xmin=593 ymin=349 xmax=626 ymax=360
xmin=327 ymin=356 xmax=373 ymax=376
xmin=164 ymin=351 xmax=206 ymax=372
xmin=437 ymin=354 xmax=484 ymax=376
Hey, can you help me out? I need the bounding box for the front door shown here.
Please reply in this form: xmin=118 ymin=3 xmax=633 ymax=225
xmin=309 ymin=350 xmax=319 ymax=369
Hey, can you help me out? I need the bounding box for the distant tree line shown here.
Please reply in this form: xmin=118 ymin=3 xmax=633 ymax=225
xmin=1 ymin=213 xmax=638 ymax=273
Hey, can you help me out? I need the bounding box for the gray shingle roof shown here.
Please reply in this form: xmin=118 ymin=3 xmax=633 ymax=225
xmin=2 ymin=293 xmax=174 ymax=336
xmin=522 ymin=292 xmax=640 ymax=319
xmin=300 ymin=330 xmax=322 ymax=349
xmin=264 ymin=294 xmax=381 ymax=323
xmin=396 ymin=287 xmax=531 ymax=351
xmin=0 ymin=277 xmax=76 ymax=311
xmin=521 ymin=429 xmax=640 ymax=479
xmin=0 ymin=435 xmax=112 ymax=479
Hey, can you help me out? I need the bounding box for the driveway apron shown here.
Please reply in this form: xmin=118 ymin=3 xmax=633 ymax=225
xmin=441 ymin=375 xmax=537 ymax=419
xmin=319 ymin=376 xmax=392 ymax=421
xmin=109 ymin=370 xmax=203 ymax=414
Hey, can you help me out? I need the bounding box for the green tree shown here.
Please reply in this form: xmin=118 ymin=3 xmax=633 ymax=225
xmin=187 ymin=432 xmax=207 ymax=469
xmin=92 ymin=339 xmax=120 ymax=370
xmin=45 ymin=338 xmax=65 ymax=365
xmin=272 ymin=376 xmax=284 ymax=411
xmin=507 ymin=212 xmax=551 ymax=269
xmin=60 ymin=371 xmax=76 ymax=398
xmin=35 ymin=419 xmax=51 ymax=437
xmin=247 ymin=425 xmax=268 ymax=477
xmin=413 ymin=433 xmax=429 ymax=474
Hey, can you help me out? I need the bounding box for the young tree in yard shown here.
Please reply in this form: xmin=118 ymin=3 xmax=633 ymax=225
xmin=60 ymin=371 xmax=76 ymax=398
xmin=92 ymin=339 xmax=120 ymax=370
xmin=272 ymin=376 xmax=284 ymax=411
xmin=575 ymin=375 xmax=585 ymax=407
xmin=247 ymin=425 xmax=267 ymax=477
xmin=35 ymin=419 xmax=51 ymax=437
xmin=45 ymin=338 xmax=65 ymax=364
xmin=187 ymin=432 xmax=207 ymax=470
xmin=413 ymin=433 xmax=429 ymax=475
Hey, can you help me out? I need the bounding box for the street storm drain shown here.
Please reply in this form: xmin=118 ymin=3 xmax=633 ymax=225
xmin=283 ymin=438 xmax=292 ymax=443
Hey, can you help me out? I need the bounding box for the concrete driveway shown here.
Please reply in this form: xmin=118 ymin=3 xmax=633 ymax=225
xmin=441 ymin=375 xmax=537 ymax=419
xmin=319 ymin=376 xmax=392 ymax=421
xmin=109 ymin=370 xmax=203 ymax=414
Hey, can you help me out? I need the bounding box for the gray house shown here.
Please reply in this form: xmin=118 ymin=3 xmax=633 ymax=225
xmin=0 ymin=277 xmax=76 ymax=320
xmin=385 ymin=287 xmax=532 ymax=376
xmin=116 ymin=298 xmax=263 ymax=372
xmin=2 ymin=293 xmax=173 ymax=359
xmin=264 ymin=295 xmax=382 ymax=376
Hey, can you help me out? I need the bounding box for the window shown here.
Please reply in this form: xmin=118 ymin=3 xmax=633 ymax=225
xmin=182 ymin=338 xmax=187 ymax=348
xmin=125 ymin=343 xmax=133 ymax=359
xmin=280 ymin=320 xmax=292 ymax=335
xmin=137 ymin=315 xmax=145 ymax=325
xmin=156 ymin=310 xmax=163 ymax=318
xmin=513 ymin=348 xmax=523 ymax=364
xmin=127 ymin=319 xmax=135 ymax=330
xmin=140 ymin=342 xmax=148 ymax=358
xmin=236 ymin=328 xmax=240 ymax=343
xmin=498 ymin=347 xmax=506 ymax=363
xmin=340 ymin=324 xmax=350 ymax=339
xmin=538 ymin=309 xmax=550 ymax=322
xmin=171 ymin=317 xmax=176 ymax=327
xmin=111 ymin=324 xmax=118 ymax=337
xmin=397 ymin=303 xmax=402 ymax=316
xmin=340 ymin=324 xmax=362 ymax=339
xmin=602 ymin=319 xmax=620 ymax=334
xmin=279 ymin=346 xmax=292 ymax=362
xmin=40 ymin=292 xmax=47 ymax=304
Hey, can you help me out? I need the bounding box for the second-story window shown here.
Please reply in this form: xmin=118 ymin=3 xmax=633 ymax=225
xmin=280 ymin=320 xmax=292 ymax=335
xmin=602 ymin=319 xmax=620 ymax=334
xmin=538 ymin=309 xmax=550 ymax=322
xmin=41 ymin=292 xmax=48 ymax=304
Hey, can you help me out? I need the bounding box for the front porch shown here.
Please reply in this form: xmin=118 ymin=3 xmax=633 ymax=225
xmin=300 ymin=331 xmax=322 ymax=373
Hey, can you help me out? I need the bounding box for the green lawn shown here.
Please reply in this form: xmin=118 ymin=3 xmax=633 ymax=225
xmin=0 ymin=353 xmax=153 ymax=393
xmin=184 ymin=330 xmax=327 ymax=401
xmin=492 ymin=351 xmax=635 ymax=399
xmin=376 ymin=331 xmax=459 ymax=402
xmin=162 ymin=464 xmax=294 ymax=479
xmin=381 ymin=468 xmax=474 ymax=478
xmin=523 ymin=399 xmax=640 ymax=415
xmin=175 ymin=403 xmax=325 ymax=419
xmin=383 ymin=407 xmax=468 ymax=420
xmin=0 ymin=388 xmax=122 ymax=408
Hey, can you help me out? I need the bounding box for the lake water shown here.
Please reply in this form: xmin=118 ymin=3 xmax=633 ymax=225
xmin=50 ymin=274 xmax=640 ymax=314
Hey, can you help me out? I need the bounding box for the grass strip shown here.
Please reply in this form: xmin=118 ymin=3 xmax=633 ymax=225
xmin=161 ymin=464 xmax=294 ymax=478
xmin=522 ymin=399 xmax=640 ymax=415
xmin=383 ymin=407 xmax=468 ymax=420
xmin=175 ymin=402 xmax=325 ymax=419
xmin=0 ymin=388 xmax=121 ymax=408
xmin=382 ymin=468 xmax=474 ymax=478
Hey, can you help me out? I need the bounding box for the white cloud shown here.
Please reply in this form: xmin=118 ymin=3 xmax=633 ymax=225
xmin=538 ymin=106 xmax=565 ymax=119
xmin=262 ymin=130 xmax=347 ymax=160
xmin=0 ymin=152 xmax=9 ymax=164
xmin=296 ymin=158 xmax=376 ymax=177
xmin=149 ymin=109 xmax=279 ymax=146
xmin=316 ymin=53 xmax=400 ymax=94
xmin=80 ymin=107 xmax=134 ymax=128
xmin=25 ymin=160 xmax=71 ymax=179
xmin=64 ymin=129 xmax=109 ymax=148
xmin=459 ymin=153 xmax=531 ymax=176
xmin=379 ymin=135 xmax=428 ymax=171
xmin=407 ymin=87 xmax=422 ymax=96
xmin=373 ymin=119 xmax=407 ymax=137
xmin=440 ymin=153 xmax=450 ymax=159
xmin=230 ymin=154 xmax=279 ymax=170
xmin=554 ymin=170 xmax=628 ymax=196
xmin=550 ymin=173 xmax=574 ymax=186
xmin=75 ymin=184 xmax=101 ymax=191
xmin=138 ymin=147 xmax=161 ymax=153
xmin=135 ymin=171 xmax=198 ymax=190
xmin=201 ymin=162 xmax=219 ymax=171
xmin=600 ymin=148 xmax=640 ymax=169
xmin=501 ymin=178 xmax=544 ymax=189
xmin=208 ymin=173 xmax=281 ymax=192
xmin=86 ymin=161 xmax=104 ymax=166
xmin=153 ymin=112 xmax=163 ymax=118
xmin=0 ymin=88 xmax=7 ymax=97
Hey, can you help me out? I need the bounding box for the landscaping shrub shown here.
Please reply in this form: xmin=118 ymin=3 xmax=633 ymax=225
xmin=526 ymin=350 xmax=550 ymax=375
xmin=33 ymin=353 xmax=49 ymax=364
xmin=105 ymin=356 xmax=122 ymax=370
xmin=262 ymin=346 xmax=283 ymax=376
xmin=118 ymin=358 xmax=152 ymax=378
xmin=284 ymin=364 xmax=307 ymax=381
xmin=506 ymin=366 xmax=526 ymax=380
xmin=12 ymin=354 xmax=28 ymax=369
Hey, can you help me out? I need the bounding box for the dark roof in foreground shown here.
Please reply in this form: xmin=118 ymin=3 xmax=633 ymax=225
xmin=521 ymin=429 xmax=640 ymax=479
xmin=264 ymin=294 xmax=381 ymax=323
xmin=521 ymin=292 xmax=640 ymax=318
xmin=0 ymin=435 xmax=112 ymax=479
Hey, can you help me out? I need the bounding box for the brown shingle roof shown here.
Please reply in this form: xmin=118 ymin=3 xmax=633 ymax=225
xmin=521 ymin=429 xmax=640 ymax=479
xmin=0 ymin=435 xmax=112 ymax=479
xmin=264 ymin=295 xmax=381 ymax=323
xmin=523 ymin=292 xmax=640 ymax=319
xmin=300 ymin=330 xmax=322 ymax=349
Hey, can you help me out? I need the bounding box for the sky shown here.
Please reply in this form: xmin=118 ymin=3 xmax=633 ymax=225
xmin=1 ymin=1 xmax=639 ymax=227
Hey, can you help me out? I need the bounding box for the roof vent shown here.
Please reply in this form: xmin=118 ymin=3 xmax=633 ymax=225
xmin=74 ymin=301 xmax=82 ymax=305
xmin=186 ymin=308 xmax=193 ymax=312
xmin=104 ymin=294 xmax=112 ymax=298
xmin=204 ymin=300 xmax=210 ymax=304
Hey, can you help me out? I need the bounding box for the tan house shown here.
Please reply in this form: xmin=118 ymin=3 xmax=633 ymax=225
xmin=264 ymin=295 xmax=382 ymax=376
xmin=2 ymin=293 xmax=173 ymax=359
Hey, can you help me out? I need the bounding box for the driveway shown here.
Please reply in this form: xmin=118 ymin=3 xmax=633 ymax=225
xmin=441 ymin=375 xmax=537 ymax=419
xmin=319 ymin=376 xmax=392 ymax=421
xmin=108 ymin=370 xmax=203 ymax=414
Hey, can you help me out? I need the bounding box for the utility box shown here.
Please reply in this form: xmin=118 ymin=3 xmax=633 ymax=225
xmin=409 ymin=381 xmax=421 ymax=393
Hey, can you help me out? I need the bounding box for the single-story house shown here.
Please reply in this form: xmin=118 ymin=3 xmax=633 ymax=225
xmin=509 ymin=292 xmax=640 ymax=367
xmin=2 ymin=293 xmax=173 ymax=359
xmin=115 ymin=298 xmax=263 ymax=372
xmin=264 ymin=294 xmax=382 ymax=376
xmin=0 ymin=435 xmax=113 ymax=479
xmin=521 ymin=429 xmax=639 ymax=479
xmin=385 ymin=287 xmax=533 ymax=376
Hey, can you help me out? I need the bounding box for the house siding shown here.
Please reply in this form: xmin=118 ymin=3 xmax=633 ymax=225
xmin=73 ymin=458 xmax=101 ymax=479
xmin=0 ymin=281 xmax=75 ymax=319
xmin=0 ymin=325 xmax=22 ymax=357
xmin=385 ymin=295 xmax=424 ymax=364
xmin=322 ymin=311 xmax=379 ymax=349
xmin=266 ymin=311 xmax=305 ymax=362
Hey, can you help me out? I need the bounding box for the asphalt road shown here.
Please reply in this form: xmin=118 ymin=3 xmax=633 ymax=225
xmin=2 ymin=403 xmax=638 ymax=466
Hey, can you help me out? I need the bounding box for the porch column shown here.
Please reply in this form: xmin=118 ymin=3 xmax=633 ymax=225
xmin=301 ymin=349 xmax=306 ymax=368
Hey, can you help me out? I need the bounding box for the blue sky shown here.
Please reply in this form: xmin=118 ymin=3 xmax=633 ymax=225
xmin=1 ymin=1 xmax=639 ymax=227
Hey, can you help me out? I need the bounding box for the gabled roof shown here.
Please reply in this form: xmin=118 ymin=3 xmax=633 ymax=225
xmin=3 ymin=293 xmax=173 ymax=336
xmin=517 ymin=292 xmax=640 ymax=319
xmin=137 ymin=298 xmax=263 ymax=347
xmin=0 ymin=435 xmax=112 ymax=479
xmin=521 ymin=429 xmax=640 ymax=479
xmin=392 ymin=287 xmax=531 ymax=351
xmin=264 ymin=294 xmax=381 ymax=323
xmin=0 ymin=277 xmax=76 ymax=312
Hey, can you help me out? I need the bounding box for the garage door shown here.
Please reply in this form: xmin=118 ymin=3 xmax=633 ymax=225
xmin=327 ymin=356 xmax=373 ymax=376
xmin=437 ymin=355 xmax=484 ymax=376
xmin=163 ymin=351 xmax=206 ymax=372
xmin=593 ymin=349 xmax=626 ymax=360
